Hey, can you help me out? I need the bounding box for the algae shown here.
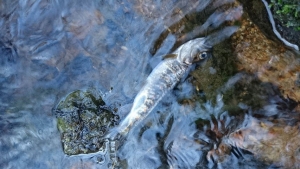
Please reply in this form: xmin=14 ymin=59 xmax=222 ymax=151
xmin=269 ymin=0 xmax=300 ymax=30
xmin=191 ymin=38 xmax=238 ymax=105
xmin=190 ymin=38 xmax=279 ymax=116
xmin=54 ymin=89 xmax=119 ymax=155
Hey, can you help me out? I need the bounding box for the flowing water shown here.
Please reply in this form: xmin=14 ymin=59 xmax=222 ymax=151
xmin=1 ymin=0 xmax=300 ymax=168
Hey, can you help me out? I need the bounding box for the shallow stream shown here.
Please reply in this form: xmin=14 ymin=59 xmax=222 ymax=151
xmin=1 ymin=0 xmax=300 ymax=168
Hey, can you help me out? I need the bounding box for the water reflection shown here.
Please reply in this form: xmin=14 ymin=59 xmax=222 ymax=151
xmin=0 ymin=0 xmax=299 ymax=168
xmin=227 ymin=99 xmax=300 ymax=168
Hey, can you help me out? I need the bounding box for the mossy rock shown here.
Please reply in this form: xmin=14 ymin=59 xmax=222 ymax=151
xmin=269 ymin=0 xmax=300 ymax=30
xmin=191 ymin=38 xmax=238 ymax=104
xmin=221 ymin=75 xmax=274 ymax=114
xmin=238 ymin=0 xmax=300 ymax=51
xmin=54 ymin=89 xmax=119 ymax=155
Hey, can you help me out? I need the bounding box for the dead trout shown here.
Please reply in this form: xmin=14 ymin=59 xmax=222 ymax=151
xmin=108 ymin=38 xmax=211 ymax=138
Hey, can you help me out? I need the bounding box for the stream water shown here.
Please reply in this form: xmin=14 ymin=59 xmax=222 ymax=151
xmin=1 ymin=0 xmax=299 ymax=169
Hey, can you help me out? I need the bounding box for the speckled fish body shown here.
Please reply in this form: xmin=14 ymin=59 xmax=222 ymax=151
xmin=118 ymin=59 xmax=188 ymax=134
xmin=112 ymin=38 xmax=211 ymax=136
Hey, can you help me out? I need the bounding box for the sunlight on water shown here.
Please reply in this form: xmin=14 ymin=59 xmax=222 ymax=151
xmin=1 ymin=0 xmax=299 ymax=168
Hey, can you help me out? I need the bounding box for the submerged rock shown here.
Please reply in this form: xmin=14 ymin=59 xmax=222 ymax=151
xmin=238 ymin=0 xmax=300 ymax=51
xmin=265 ymin=0 xmax=300 ymax=50
xmin=231 ymin=10 xmax=300 ymax=102
xmin=202 ymin=95 xmax=300 ymax=168
xmin=54 ymin=89 xmax=119 ymax=155
xmin=228 ymin=114 xmax=300 ymax=168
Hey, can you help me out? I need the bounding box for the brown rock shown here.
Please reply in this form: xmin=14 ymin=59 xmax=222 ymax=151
xmin=231 ymin=12 xmax=300 ymax=102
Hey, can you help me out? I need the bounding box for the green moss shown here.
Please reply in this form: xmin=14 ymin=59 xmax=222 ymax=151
xmin=189 ymin=40 xmax=275 ymax=116
xmin=191 ymin=38 xmax=238 ymax=105
xmin=269 ymin=0 xmax=300 ymax=30
xmin=222 ymin=77 xmax=269 ymax=112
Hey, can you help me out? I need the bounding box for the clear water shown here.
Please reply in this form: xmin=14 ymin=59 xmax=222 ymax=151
xmin=0 ymin=0 xmax=298 ymax=168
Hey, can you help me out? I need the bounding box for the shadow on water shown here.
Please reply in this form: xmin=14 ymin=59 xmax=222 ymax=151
xmin=0 ymin=0 xmax=300 ymax=168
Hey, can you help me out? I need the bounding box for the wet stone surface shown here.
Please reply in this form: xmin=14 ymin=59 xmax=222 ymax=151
xmin=54 ymin=89 xmax=119 ymax=155
xmin=228 ymin=110 xmax=300 ymax=168
xmin=239 ymin=0 xmax=300 ymax=50
xmin=231 ymin=10 xmax=300 ymax=102
xmin=2 ymin=0 xmax=300 ymax=168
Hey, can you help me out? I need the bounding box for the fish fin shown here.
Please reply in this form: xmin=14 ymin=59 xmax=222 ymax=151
xmin=162 ymin=54 xmax=177 ymax=60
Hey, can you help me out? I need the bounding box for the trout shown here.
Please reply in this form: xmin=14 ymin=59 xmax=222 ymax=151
xmin=109 ymin=37 xmax=211 ymax=138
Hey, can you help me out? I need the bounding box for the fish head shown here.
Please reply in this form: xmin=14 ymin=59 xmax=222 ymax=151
xmin=176 ymin=37 xmax=212 ymax=65
xmin=175 ymin=26 xmax=239 ymax=65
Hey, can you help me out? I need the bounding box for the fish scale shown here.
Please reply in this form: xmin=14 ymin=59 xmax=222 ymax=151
xmin=108 ymin=37 xmax=211 ymax=138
